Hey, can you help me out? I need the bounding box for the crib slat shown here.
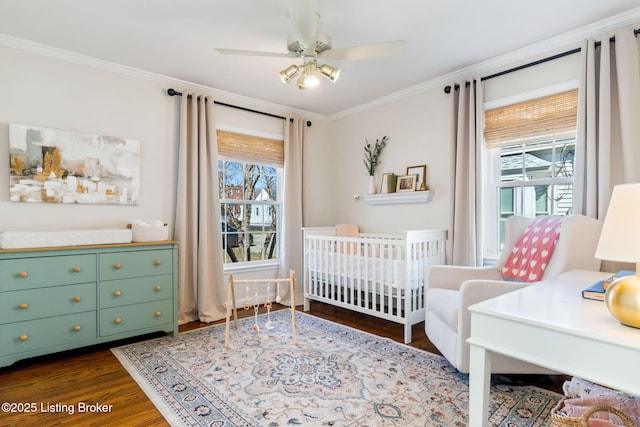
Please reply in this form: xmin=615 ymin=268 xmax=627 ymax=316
xmin=330 ymin=240 xmax=334 ymax=299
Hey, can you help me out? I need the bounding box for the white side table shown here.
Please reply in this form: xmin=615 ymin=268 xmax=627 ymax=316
xmin=467 ymin=269 xmax=640 ymax=427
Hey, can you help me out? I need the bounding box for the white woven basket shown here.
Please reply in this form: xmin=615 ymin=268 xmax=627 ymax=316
xmin=130 ymin=222 xmax=169 ymax=242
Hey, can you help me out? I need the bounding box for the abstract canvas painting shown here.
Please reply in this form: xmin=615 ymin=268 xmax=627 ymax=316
xmin=8 ymin=124 xmax=140 ymax=205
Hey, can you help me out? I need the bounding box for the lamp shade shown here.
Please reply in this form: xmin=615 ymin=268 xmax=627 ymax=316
xmin=595 ymin=182 xmax=640 ymax=263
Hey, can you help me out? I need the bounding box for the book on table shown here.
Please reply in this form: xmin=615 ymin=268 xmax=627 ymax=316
xmin=581 ymin=270 xmax=635 ymax=301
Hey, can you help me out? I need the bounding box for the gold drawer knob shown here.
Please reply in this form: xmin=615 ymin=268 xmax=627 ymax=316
xmin=154 ymin=260 xmax=162 ymax=266
xmin=19 ymin=271 xmax=28 ymax=278
xmin=114 ymin=263 xmax=122 ymax=269
xmin=155 ymin=286 xmax=162 ymax=292
xmin=73 ymin=296 xmax=81 ymax=302
xmin=19 ymin=303 xmax=28 ymax=310
xmin=114 ymin=317 xmax=122 ymax=324
xmin=155 ymin=311 xmax=162 ymax=317
xmin=73 ymin=267 xmax=81 ymax=273
xmin=73 ymin=325 xmax=81 ymax=332
xmin=114 ymin=291 xmax=122 ymax=297
xmin=19 ymin=334 xmax=28 ymax=341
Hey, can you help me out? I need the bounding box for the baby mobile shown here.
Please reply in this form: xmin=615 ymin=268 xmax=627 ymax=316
xmin=224 ymin=270 xmax=297 ymax=349
xmin=244 ymin=282 xmax=280 ymax=332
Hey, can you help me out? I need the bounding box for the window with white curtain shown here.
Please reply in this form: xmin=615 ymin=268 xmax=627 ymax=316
xmin=483 ymin=87 xmax=578 ymax=259
xmin=217 ymin=129 xmax=283 ymax=266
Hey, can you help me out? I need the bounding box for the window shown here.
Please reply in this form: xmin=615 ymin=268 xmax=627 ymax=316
xmin=219 ymin=161 xmax=280 ymax=265
xmin=483 ymin=88 xmax=578 ymax=258
xmin=495 ymin=138 xmax=575 ymax=247
xmin=216 ymin=129 xmax=284 ymax=266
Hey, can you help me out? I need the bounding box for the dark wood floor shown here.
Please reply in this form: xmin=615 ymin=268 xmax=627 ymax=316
xmin=0 ymin=301 xmax=565 ymax=426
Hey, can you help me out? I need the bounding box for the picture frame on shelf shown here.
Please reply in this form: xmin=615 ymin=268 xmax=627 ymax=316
xmin=380 ymin=173 xmax=397 ymax=194
xmin=396 ymin=174 xmax=418 ymax=192
xmin=406 ymin=165 xmax=427 ymax=191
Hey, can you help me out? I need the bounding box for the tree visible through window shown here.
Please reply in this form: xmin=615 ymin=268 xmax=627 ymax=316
xmin=218 ymin=160 xmax=280 ymax=264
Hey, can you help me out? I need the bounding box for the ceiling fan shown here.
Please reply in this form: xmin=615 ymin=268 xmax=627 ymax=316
xmin=215 ymin=0 xmax=405 ymax=90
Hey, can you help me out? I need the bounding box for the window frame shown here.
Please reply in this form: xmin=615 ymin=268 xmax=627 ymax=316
xmin=482 ymin=82 xmax=578 ymax=262
xmin=491 ymin=138 xmax=575 ymax=253
xmin=218 ymin=160 xmax=283 ymax=271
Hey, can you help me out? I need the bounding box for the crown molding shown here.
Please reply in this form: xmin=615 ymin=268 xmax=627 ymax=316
xmin=328 ymin=6 xmax=640 ymax=121
xmin=0 ymin=33 xmax=322 ymax=122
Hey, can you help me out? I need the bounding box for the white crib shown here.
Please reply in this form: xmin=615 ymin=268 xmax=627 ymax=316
xmin=303 ymin=227 xmax=447 ymax=343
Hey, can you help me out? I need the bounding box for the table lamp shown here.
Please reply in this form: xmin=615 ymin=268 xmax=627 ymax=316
xmin=595 ymin=182 xmax=640 ymax=328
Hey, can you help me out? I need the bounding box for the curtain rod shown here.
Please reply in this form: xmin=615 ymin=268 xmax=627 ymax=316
xmin=444 ymin=28 xmax=640 ymax=94
xmin=167 ymin=88 xmax=288 ymax=121
xmin=443 ymin=47 xmax=579 ymax=93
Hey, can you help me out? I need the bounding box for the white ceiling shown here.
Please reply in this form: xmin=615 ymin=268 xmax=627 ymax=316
xmin=1 ymin=1 xmax=639 ymax=117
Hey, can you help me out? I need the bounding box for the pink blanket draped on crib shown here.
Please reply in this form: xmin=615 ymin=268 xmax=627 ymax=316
xmin=336 ymin=224 xmax=360 ymax=254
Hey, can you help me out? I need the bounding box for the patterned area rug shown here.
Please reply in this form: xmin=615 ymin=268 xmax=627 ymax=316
xmin=112 ymin=310 xmax=560 ymax=426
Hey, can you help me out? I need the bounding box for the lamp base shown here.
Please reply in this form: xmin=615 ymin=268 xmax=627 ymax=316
xmin=605 ymin=274 xmax=640 ymax=328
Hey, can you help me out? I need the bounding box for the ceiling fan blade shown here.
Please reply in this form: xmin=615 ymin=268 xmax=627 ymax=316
xmin=215 ymin=48 xmax=297 ymax=58
xmin=320 ymin=40 xmax=406 ymax=61
xmin=287 ymin=0 xmax=318 ymax=52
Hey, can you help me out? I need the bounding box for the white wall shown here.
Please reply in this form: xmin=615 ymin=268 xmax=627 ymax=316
xmin=0 ymin=45 xmax=178 ymax=232
xmin=483 ymin=53 xmax=581 ymax=103
xmin=327 ymin=88 xmax=453 ymax=235
xmin=302 ymin=119 xmax=333 ymax=227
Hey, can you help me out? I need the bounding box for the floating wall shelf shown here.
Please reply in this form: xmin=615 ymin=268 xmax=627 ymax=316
xmin=364 ymin=190 xmax=433 ymax=205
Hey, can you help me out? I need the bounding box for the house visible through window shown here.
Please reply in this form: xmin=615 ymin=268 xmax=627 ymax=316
xmin=496 ymin=138 xmax=575 ymax=246
xmin=217 ymin=129 xmax=283 ymax=266
xmin=483 ymin=88 xmax=578 ymax=257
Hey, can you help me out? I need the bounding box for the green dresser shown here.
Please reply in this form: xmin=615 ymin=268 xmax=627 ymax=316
xmin=0 ymin=242 xmax=178 ymax=367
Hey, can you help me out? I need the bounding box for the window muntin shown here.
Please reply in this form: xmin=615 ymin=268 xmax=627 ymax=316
xmin=494 ymin=137 xmax=575 ymax=251
xmin=219 ymin=160 xmax=280 ymax=265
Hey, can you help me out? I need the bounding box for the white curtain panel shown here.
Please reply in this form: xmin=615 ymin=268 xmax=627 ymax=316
xmin=451 ymin=80 xmax=485 ymax=267
xmin=279 ymin=118 xmax=304 ymax=304
xmin=574 ymin=27 xmax=640 ymax=218
xmin=174 ymin=93 xmax=226 ymax=324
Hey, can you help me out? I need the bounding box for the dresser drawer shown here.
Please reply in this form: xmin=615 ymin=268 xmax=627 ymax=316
xmin=100 ymin=299 xmax=173 ymax=336
xmin=100 ymin=275 xmax=172 ymax=308
xmin=0 ymin=254 xmax=96 ymax=291
xmin=99 ymin=249 xmax=172 ymax=281
xmin=0 ymin=283 xmax=96 ymax=324
xmin=0 ymin=311 xmax=96 ymax=357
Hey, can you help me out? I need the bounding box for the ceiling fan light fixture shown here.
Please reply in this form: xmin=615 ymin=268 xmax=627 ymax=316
xmin=280 ymin=64 xmax=300 ymax=84
xmin=296 ymin=76 xmax=308 ymax=90
xmin=319 ymin=63 xmax=340 ymax=82
xmin=296 ymin=61 xmax=319 ymax=89
xmin=296 ymin=73 xmax=318 ymax=90
xmin=302 ymin=72 xmax=319 ymax=87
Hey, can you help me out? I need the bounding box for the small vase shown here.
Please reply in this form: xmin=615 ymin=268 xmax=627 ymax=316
xmin=368 ymin=175 xmax=377 ymax=194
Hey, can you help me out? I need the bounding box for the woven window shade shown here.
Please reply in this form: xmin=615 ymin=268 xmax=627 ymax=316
xmin=484 ymin=89 xmax=578 ymax=148
xmin=217 ymin=130 xmax=284 ymax=167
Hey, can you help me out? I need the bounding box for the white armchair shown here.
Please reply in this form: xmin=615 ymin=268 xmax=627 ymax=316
xmin=425 ymin=215 xmax=603 ymax=374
